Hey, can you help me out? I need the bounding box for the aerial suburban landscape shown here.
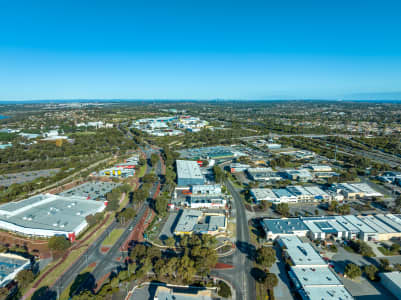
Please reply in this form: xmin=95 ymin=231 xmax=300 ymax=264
xmin=0 ymin=101 xmax=400 ymax=300
xmin=1 ymin=1 xmax=401 ymax=300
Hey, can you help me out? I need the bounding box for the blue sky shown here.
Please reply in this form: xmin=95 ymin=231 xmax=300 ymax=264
xmin=0 ymin=0 xmax=400 ymax=100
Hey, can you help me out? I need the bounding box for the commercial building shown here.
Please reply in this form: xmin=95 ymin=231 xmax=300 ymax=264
xmin=303 ymin=186 xmax=330 ymax=201
xmin=191 ymin=184 xmax=221 ymax=196
xmin=278 ymin=236 xmax=354 ymax=300
xmin=272 ymin=188 xmax=298 ymax=203
xmin=176 ymin=160 xmax=205 ymax=186
xmin=185 ymin=197 xmax=226 ymax=209
xmin=0 ymin=194 xmax=106 ymax=240
xmin=379 ymin=271 xmax=401 ymax=300
xmin=154 ymin=286 xmax=212 ymax=300
xmin=282 ymin=169 xmax=313 ymax=181
xmin=266 ymin=143 xmax=282 ymax=150
xmin=99 ymin=167 xmax=135 ymax=178
xmin=0 ymin=253 xmax=30 ymax=288
xmin=350 ymin=183 xmax=383 ymax=198
xmin=262 ymin=218 xmax=309 ymax=240
xmin=308 ymin=165 xmax=332 ymax=172
xmin=229 ymin=163 xmax=250 ymax=173
xmin=178 ymin=146 xmax=246 ymax=161
xmin=174 ymin=209 xmax=226 ymax=236
xmin=278 ymin=236 xmax=326 ymax=267
xmin=299 ymin=286 xmax=354 ymax=300
xmin=251 ymin=185 xmax=329 ymax=204
xmin=247 ymin=168 xmax=282 ymax=182
xmin=262 ymin=214 xmax=401 ymax=242
xmin=251 ymin=188 xmax=278 ymax=203
xmin=331 ymin=182 xmax=382 ymax=200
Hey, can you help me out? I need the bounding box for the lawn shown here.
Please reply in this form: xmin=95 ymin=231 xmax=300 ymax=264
xmin=101 ymin=228 xmax=124 ymax=247
xmin=136 ymin=164 xmax=147 ymax=178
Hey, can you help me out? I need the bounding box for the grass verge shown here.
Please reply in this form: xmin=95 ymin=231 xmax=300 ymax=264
xmin=101 ymin=228 xmax=124 ymax=247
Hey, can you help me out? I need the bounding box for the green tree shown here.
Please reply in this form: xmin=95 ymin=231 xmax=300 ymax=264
xmin=150 ymin=153 xmax=159 ymax=167
xmin=256 ymin=247 xmax=276 ymax=269
xmin=264 ymin=273 xmax=278 ymax=290
xmin=142 ymin=173 xmax=158 ymax=184
xmin=275 ymin=203 xmax=290 ymax=217
xmin=217 ymin=281 xmax=232 ymax=298
xmin=0 ymin=288 xmax=8 ymax=300
xmin=16 ymin=269 xmax=35 ymax=289
xmin=364 ymin=264 xmax=378 ymax=281
xmin=345 ymin=263 xmax=362 ymax=279
xmin=380 ymin=258 xmax=392 ymax=271
xmin=165 ymin=237 xmax=175 ymax=248
xmin=48 ymin=236 xmax=71 ymax=252
xmin=118 ymin=270 xmax=129 ymax=282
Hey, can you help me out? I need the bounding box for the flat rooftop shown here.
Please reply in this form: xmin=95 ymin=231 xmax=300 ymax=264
xmin=272 ymin=188 xmax=294 ymax=198
xmin=350 ymin=183 xmax=383 ymax=197
xmin=176 ymin=160 xmax=204 ymax=180
xmin=154 ymin=286 xmax=212 ymax=300
xmin=0 ymin=253 xmax=30 ymax=283
xmin=342 ymin=215 xmax=376 ymax=233
xmin=263 ymin=218 xmax=308 ymax=234
xmin=252 ymin=188 xmax=276 ymax=200
xmin=358 ymin=215 xmax=396 ymax=233
xmin=286 ymin=243 xmax=326 ymax=266
xmin=0 ymin=194 xmax=105 ymax=233
xmin=380 ymin=271 xmax=401 ymax=287
xmin=291 ymin=266 xmax=341 ymax=287
xmin=174 ymin=210 xmax=202 ymax=233
xmin=300 ymin=286 xmax=354 ymax=300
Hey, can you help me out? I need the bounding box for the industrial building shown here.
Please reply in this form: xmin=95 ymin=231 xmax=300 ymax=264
xmin=185 ymin=198 xmax=226 ymax=209
xmin=0 ymin=253 xmax=30 ymax=288
xmin=176 ymin=160 xmax=205 ymax=186
xmin=282 ymin=169 xmax=313 ymax=181
xmin=247 ymin=168 xmax=282 ymax=182
xmin=262 ymin=218 xmax=309 ymax=240
xmin=278 ymin=236 xmax=354 ymax=300
xmin=308 ymin=165 xmax=332 ymax=172
xmin=272 ymin=188 xmax=298 ymax=203
xmin=251 ymin=182 xmax=382 ymax=204
xmin=174 ymin=209 xmax=226 ymax=236
xmin=58 ymin=181 xmax=120 ymax=200
xmin=178 ymin=146 xmax=246 ymax=160
xmin=191 ymin=184 xmax=221 ymax=196
xmin=278 ymin=236 xmax=326 ymax=267
xmin=331 ymin=182 xmax=383 ymax=200
xmin=251 ymin=186 xmax=329 ymax=204
xmin=262 ymin=214 xmax=401 ymax=242
xmin=379 ymin=271 xmax=401 ymax=300
xmin=229 ymin=163 xmax=250 ymax=173
xmin=0 ymin=194 xmax=106 ymax=240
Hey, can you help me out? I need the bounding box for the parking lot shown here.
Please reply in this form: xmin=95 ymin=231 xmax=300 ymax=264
xmin=58 ymin=181 xmax=120 ymax=200
xmin=0 ymin=169 xmax=59 ymax=187
xmin=159 ymin=212 xmax=178 ymax=241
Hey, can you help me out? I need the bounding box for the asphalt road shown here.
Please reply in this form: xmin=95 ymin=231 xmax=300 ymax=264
xmin=50 ymin=146 xmax=163 ymax=297
xmin=212 ymin=178 xmax=256 ymax=300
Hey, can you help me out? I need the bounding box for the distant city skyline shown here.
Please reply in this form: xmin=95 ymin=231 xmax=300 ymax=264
xmin=0 ymin=0 xmax=400 ymax=100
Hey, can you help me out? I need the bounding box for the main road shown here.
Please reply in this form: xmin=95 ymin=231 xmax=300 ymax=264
xmin=50 ymin=146 xmax=164 ymax=298
xmin=211 ymin=178 xmax=256 ymax=300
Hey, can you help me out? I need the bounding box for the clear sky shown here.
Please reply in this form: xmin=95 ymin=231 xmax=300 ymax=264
xmin=1 ymin=0 xmax=401 ymax=100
